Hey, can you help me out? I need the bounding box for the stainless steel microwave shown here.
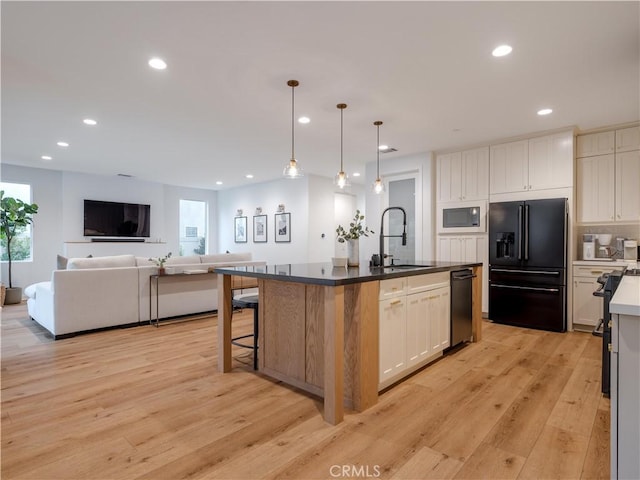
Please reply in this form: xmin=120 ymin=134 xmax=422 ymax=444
xmin=437 ymin=202 xmax=486 ymax=233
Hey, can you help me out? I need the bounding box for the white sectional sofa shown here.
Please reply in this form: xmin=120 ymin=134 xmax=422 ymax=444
xmin=26 ymin=253 xmax=264 ymax=339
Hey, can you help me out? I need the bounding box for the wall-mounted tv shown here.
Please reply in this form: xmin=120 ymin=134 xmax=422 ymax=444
xmin=84 ymin=199 xmax=150 ymax=237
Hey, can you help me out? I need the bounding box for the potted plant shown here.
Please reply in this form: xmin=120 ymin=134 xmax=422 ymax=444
xmin=336 ymin=210 xmax=374 ymax=266
xmin=148 ymin=252 xmax=172 ymax=275
xmin=0 ymin=190 xmax=39 ymax=304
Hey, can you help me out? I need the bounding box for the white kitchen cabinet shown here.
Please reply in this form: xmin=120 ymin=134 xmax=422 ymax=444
xmin=379 ymin=296 xmax=406 ymax=384
xmin=615 ymin=150 xmax=640 ymax=222
xmin=437 ymin=152 xmax=462 ymax=203
xmin=490 ymin=132 xmax=573 ymax=195
xmin=572 ymin=264 xmax=626 ymax=330
xmin=437 ymin=147 xmax=489 ymax=203
xmin=527 ymin=132 xmax=573 ymax=190
xmin=615 ymin=125 xmax=640 ymax=153
xmin=611 ymin=307 xmax=640 ymax=479
xmin=406 ymin=292 xmax=430 ymax=368
xmin=489 ymin=139 xmax=529 ymax=194
xmin=573 ymin=277 xmax=601 ymax=328
xmin=576 ymin=131 xmax=615 ymax=157
xmin=427 ymin=286 xmax=451 ymax=353
xmin=379 ymin=273 xmax=450 ymax=389
xmin=437 ymin=235 xmax=487 ymax=313
xmin=576 ymin=154 xmax=616 ymax=223
xmin=577 ymin=149 xmax=640 ymax=224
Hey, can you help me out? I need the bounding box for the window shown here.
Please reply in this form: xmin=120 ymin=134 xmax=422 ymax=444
xmin=179 ymin=200 xmax=207 ymax=256
xmin=1 ymin=182 xmax=34 ymax=262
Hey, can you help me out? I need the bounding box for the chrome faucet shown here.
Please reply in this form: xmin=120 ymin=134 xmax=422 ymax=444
xmin=379 ymin=206 xmax=407 ymax=266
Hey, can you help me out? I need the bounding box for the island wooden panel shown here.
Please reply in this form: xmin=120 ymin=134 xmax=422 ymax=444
xmin=305 ymin=285 xmax=325 ymax=389
xmin=472 ymin=265 xmax=483 ymax=342
xmin=260 ymin=280 xmax=306 ymax=382
xmin=255 ymin=278 xmax=380 ymax=422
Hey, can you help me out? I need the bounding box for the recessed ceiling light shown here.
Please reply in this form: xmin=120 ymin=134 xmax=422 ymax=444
xmin=492 ymin=45 xmax=513 ymax=57
xmin=83 ymin=118 xmax=97 ymax=126
xmin=352 ymin=172 xmax=361 ymax=177
xmin=148 ymin=57 xmax=167 ymax=70
xmin=378 ymin=144 xmax=389 ymax=151
xmin=41 ymin=155 xmax=52 ymax=160
xmin=537 ymin=108 xmax=553 ymax=116
xmin=57 ymin=141 xmax=69 ymax=147
xmin=298 ymin=117 xmax=310 ymax=124
xmin=245 ymin=174 xmax=254 ymax=179
xmin=216 ymin=181 xmax=223 ymax=185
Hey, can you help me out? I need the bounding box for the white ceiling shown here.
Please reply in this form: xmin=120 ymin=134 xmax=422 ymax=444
xmin=2 ymin=1 xmax=639 ymax=190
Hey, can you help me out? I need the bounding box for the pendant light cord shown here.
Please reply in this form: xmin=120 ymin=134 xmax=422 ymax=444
xmin=340 ymin=107 xmax=344 ymax=171
xmin=376 ymin=123 xmax=380 ymax=177
xmin=291 ymin=84 xmax=295 ymax=160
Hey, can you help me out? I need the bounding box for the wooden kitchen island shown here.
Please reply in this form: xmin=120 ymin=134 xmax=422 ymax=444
xmin=215 ymin=262 xmax=482 ymax=425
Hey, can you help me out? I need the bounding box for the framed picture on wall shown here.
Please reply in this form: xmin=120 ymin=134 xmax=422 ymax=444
xmin=253 ymin=215 xmax=267 ymax=243
xmin=274 ymin=212 xmax=291 ymax=243
xmin=234 ymin=216 xmax=247 ymax=243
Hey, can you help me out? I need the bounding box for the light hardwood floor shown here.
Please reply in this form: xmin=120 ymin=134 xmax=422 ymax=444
xmin=1 ymin=303 xmax=609 ymax=479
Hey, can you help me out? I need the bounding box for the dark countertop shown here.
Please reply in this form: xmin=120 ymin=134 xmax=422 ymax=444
xmin=215 ymin=261 xmax=482 ymax=286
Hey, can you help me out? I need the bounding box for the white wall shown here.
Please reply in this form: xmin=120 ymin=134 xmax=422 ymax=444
xmin=364 ymin=152 xmax=435 ymax=263
xmin=1 ymin=165 xmax=63 ymax=288
xmin=1 ymin=165 xmax=219 ymax=288
xmin=61 ymin=172 xmax=166 ymax=243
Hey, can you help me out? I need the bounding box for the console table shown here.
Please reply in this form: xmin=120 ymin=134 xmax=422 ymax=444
xmin=148 ymin=272 xmax=258 ymax=326
xmin=149 ymin=271 xmax=215 ymax=326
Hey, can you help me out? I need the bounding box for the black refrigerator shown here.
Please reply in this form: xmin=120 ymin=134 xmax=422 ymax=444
xmin=489 ymin=198 xmax=567 ymax=332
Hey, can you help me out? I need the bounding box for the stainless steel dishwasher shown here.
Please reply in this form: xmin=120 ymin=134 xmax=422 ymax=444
xmin=450 ymin=269 xmax=475 ymax=347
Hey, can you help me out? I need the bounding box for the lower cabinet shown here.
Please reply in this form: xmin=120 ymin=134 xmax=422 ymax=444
xmin=379 ymin=273 xmax=450 ymax=389
xmin=572 ymin=263 xmax=626 ymax=330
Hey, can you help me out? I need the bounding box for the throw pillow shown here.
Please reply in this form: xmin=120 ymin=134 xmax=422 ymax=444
xmin=57 ymin=254 xmax=68 ymax=270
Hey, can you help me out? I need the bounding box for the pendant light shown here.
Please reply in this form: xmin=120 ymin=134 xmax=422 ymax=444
xmin=283 ymin=80 xmax=304 ymax=178
xmin=334 ymin=103 xmax=350 ymax=189
xmin=372 ymin=121 xmax=385 ymax=194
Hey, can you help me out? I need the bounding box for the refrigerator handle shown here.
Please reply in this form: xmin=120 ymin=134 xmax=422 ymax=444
xmin=517 ymin=205 xmax=523 ymax=260
xmin=524 ymin=204 xmax=530 ymax=260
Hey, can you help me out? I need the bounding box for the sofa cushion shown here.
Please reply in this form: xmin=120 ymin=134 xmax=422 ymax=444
xmin=67 ymin=254 xmax=137 ymax=270
xmin=165 ymin=255 xmax=201 ymax=266
xmin=200 ymin=253 xmax=251 ymax=264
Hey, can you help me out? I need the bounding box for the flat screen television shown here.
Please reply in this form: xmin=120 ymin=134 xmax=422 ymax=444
xmin=84 ymin=199 xmax=150 ymax=237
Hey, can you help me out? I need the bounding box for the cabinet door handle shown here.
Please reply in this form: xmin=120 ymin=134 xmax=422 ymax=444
xmin=390 ymin=299 xmax=402 ymax=306
xmin=590 ymin=271 xmax=603 ymax=275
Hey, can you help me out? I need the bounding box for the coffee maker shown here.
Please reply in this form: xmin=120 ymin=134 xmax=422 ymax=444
xmin=582 ymin=234 xmax=596 ymax=260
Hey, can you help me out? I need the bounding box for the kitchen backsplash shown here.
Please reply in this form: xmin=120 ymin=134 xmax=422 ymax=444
xmin=575 ymin=224 xmax=640 ymax=258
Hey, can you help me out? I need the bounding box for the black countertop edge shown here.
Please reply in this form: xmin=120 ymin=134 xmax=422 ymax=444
xmin=214 ymin=262 xmax=482 ymax=286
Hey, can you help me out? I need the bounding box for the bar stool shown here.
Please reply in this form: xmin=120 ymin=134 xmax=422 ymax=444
xmin=231 ymin=294 xmax=259 ymax=370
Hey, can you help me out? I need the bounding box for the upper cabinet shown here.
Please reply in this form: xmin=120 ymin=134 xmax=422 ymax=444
xmin=437 ymin=147 xmax=489 ymax=203
xmin=489 ymin=131 xmax=573 ymax=195
xmin=489 ymin=140 xmax=528 ymax=194
xmin=577 ymin=125 xmax=640 ymax=224
xmin=576 ymin=131 xmax=615 ymax=157
xmin=528 ymin=132 xmax=574 ymax=190
xmin=616 ymin=126 xmax=640 ymax=153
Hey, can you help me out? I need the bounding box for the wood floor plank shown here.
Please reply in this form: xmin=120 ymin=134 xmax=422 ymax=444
xmin=1 ymin=304 xmax=610 ymax=480
xmin=484 ymin=362 xmax=574 ymax=458
xmin=453 ymin=442 xmax=526 ymax=479
xmin=391 ymin=446 xmax=464 ymax=479
xmin=517 ymin=425 xmax=590 ymax=479
xmin=546 ymin=356 xmax=602 ymax=436
xmin=580 ymin=396 xmax=611 ymax=480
